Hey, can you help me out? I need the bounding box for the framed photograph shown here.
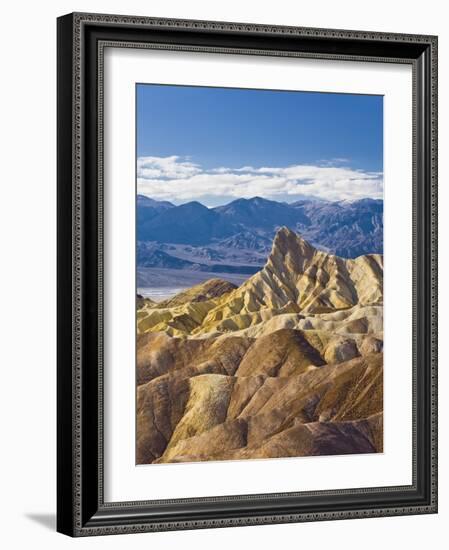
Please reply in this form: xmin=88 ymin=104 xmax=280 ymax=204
xmin=57 ymin=12 xmax=438 ymax=536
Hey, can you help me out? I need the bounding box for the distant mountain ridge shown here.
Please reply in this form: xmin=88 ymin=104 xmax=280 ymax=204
xmin=293 ymin=197 xmax=383 ymax=258
xmin=136 ymin=195 xmax=383 ymax=274
xmin=214 ymin=196 xmax=309 ymax=229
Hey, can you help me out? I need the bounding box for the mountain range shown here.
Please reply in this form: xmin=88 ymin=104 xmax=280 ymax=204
xmin=137 ymin=195 xmax=383 ymax=281
xmin=136 ymin=228 xmax=383 ymax=464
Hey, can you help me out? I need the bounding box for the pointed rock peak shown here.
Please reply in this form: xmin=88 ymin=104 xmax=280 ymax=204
xmin=271 ymin=227 xmax=316 ymax=259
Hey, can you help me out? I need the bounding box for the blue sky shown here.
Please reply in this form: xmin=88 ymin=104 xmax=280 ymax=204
xmin=136 ymin=84 xmax=383 ymax=206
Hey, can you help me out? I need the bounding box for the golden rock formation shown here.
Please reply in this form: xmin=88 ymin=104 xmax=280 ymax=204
xmin=136 ymin=228 xmax=384 ymax=464
xmin=137 ymin=228 xmax=383 ymax=338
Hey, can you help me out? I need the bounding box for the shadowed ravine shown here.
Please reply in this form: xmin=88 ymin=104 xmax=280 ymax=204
xmin=136 ymin=228 xmax=383 ymax=464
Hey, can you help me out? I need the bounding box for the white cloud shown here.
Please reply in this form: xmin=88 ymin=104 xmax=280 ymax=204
xmin=137 ymin=156 xmax=383 ymax=205
xmin=137 ymin=156 xmax=201 ymax=179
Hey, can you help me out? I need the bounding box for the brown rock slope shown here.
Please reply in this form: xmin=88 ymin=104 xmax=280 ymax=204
xmin=158 ymin=278 xmax=237 ymax=309
xmin=137 ymin=278 xmax=237 ymax=336
xmin=137 ymin=340 xmax=383 ymax=463
xmin=136 ymin=228 xmax=383 ymax=464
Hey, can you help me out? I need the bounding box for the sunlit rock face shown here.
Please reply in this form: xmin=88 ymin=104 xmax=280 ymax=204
xmin=136 ymin=228 xmax=384 ymax=465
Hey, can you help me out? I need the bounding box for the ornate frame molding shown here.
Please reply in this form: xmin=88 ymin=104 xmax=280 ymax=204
xmin=57 ymin=12 xmax=438 ymax=537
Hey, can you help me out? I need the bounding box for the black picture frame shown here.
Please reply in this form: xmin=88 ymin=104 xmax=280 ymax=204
xmin=57 ymin=12 xmax=438 ymax=537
